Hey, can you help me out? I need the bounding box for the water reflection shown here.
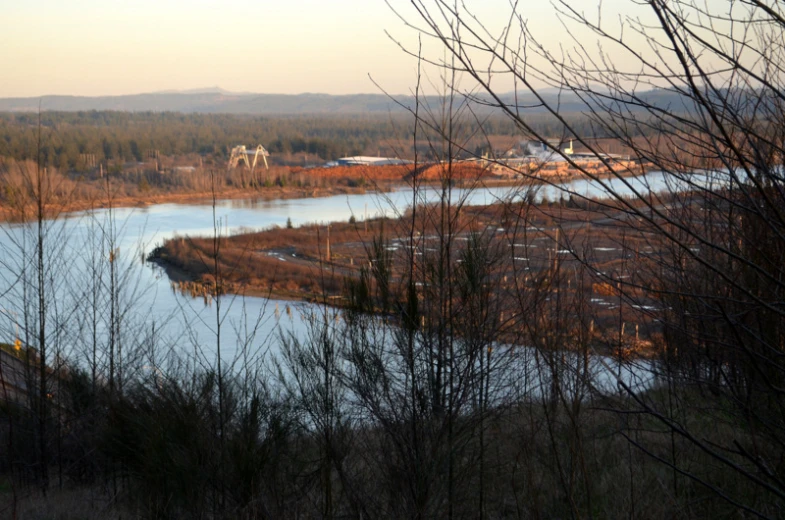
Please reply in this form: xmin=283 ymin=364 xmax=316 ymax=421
xmin=0 ymin=170 xmax=697 ymax=379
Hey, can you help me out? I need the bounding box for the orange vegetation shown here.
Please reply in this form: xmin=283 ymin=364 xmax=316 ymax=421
xmin=309 ymin=164 xmax=413 ymax=181
xmin=415 ymin=162 xmax=491 ymax=180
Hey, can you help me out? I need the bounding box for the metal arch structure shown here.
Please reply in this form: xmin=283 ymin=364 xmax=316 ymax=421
xmin=228 ymin=145 xmax=270 ymax=174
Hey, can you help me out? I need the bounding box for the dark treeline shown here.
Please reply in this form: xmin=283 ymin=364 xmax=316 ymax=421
xmin=0 ymin=110 xmax=624 ymax=170
xmin=0 ymin=112 xmax=408 ymax=167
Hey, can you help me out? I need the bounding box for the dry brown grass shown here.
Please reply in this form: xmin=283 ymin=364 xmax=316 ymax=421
xmin=0 ymin=160 xmax=410 ymax=224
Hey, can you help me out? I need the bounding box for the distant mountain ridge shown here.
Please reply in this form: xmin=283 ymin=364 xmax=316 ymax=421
xmin=149 ymin=87 xmax=247 ymax=95
xmin=0 ymin=91 xmax=410 ymax=114
xmin=0 ymin=88 xmax=697 ymax=115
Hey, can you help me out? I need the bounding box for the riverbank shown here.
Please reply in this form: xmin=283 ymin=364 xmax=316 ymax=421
xmin=0 ymin=183 xmax=393 ymax=224
xmin=0 ymin=159 xmax=655 ymax=223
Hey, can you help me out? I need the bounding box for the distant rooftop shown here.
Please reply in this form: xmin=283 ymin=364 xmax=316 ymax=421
xmin=330 ymin=156 xmax=413 ymax=167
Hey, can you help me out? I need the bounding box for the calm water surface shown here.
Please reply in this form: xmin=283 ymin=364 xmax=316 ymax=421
xmin=0 ymin=171 xmax=703 ymax=385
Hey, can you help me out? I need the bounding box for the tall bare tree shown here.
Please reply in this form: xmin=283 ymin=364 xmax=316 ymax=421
xmin=393 ymin=0 xmax=785 ymax=515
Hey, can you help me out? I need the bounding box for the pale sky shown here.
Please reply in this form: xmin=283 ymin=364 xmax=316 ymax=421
xmin=0 ymin=0 xmax=731 ymax=98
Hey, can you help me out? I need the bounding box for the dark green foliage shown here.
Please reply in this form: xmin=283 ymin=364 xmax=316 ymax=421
xmin=0 ymin=399 xmax=38 ymax=484
xmin=0 ymin=112 xmax=413 ymax=167
xmin=345 ymin=266 xmax=373 ymax=312
xmin=94 ymin=372 xmax=301 ymax=519
xmin=0 ymin=110 xmax=628 ymax=170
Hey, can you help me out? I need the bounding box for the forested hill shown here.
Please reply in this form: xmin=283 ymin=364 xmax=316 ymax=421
xmin=0 ymin=88 xmax=696 ymax=114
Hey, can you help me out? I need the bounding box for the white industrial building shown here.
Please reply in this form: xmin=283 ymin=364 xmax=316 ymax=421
xmin=326 ymin=156 xmax=413 ymax=167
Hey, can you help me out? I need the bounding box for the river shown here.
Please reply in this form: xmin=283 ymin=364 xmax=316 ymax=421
xmin=0 ymin=170 xmax=714 ymax=390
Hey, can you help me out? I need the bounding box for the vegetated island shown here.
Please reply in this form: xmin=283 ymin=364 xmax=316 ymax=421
xmin=148 ymin=186 xmax=672 ymax=359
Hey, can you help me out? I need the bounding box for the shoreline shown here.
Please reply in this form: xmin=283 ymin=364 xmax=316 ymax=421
xmin=154 ymin=251 xmax=660 ymax=361
xmin=0 ymin=164 xmax=654 ymax=224
xmin=146 ymin=193 xmax=665 ymax=360
xmin=151 ymin=255 xmax=329 ymax=304
xmin=0 ymin=184 xmax=389 ymax=224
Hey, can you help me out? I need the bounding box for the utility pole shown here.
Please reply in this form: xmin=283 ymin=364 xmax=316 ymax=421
xmin=326 ymin=225 xmax=331 ymax=262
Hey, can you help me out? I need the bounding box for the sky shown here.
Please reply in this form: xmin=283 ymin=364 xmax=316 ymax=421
xmin=0 ymin=0 xmax=731 ymax=98
xmin=0 ymin=0 xmax=564 ymax=97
